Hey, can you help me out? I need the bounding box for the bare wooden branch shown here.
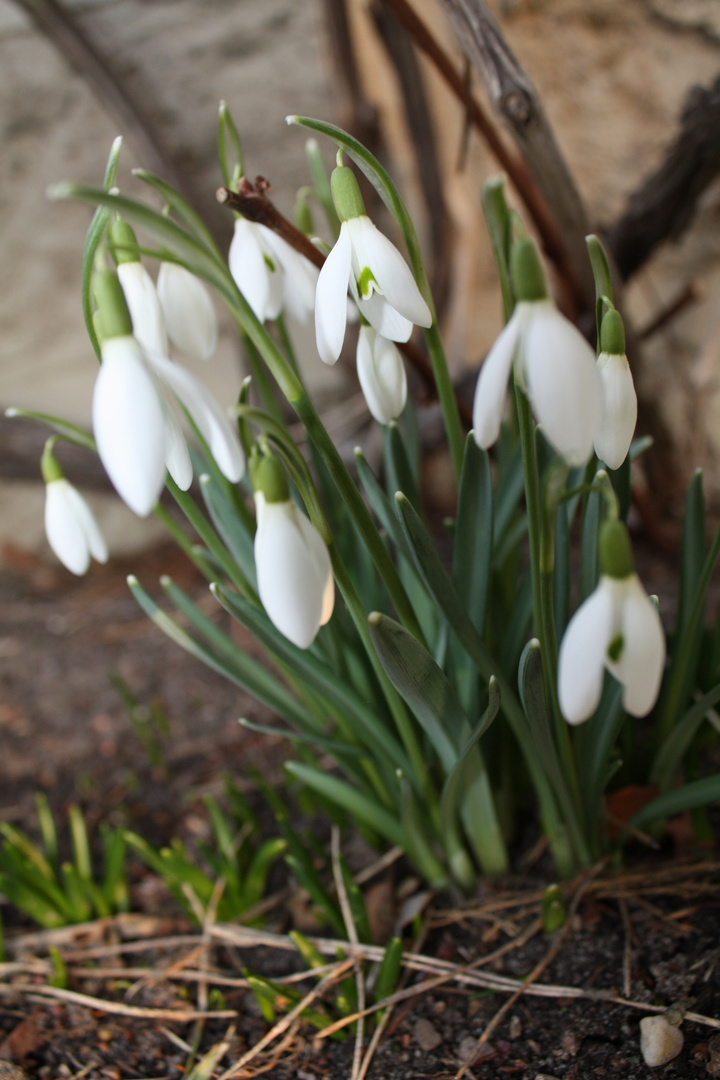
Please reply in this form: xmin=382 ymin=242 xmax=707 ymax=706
xmin=438 ymin=0 xmax=596 ymax=312
xmin=378 ymin=0 xmax=583 ymax=317
xmin=217 ymin=180 xmax=473 ymax=426
xmin=606 ymin=75 xmax=720 ymax=281
xmin=370 ymin=1 xmax=453 ymax=311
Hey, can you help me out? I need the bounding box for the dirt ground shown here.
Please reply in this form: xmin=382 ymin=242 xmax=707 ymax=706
xmin=1 ymin=537 xmax=719 ymax=1079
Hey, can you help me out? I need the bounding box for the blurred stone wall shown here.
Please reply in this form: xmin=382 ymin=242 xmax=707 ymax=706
xmin=3 ymin=0 xmax=720 ymax=565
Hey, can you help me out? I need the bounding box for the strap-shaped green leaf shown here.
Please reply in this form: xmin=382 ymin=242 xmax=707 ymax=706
xmin=482 ymin=177 xmax=514 ymax=321
xmin=368 ymin=611 xmax=468 ymax=771
xmin=651 ymin=680 xmax=720 ymax=791
xmin=453 ymin=435 xmax=493 ymax=636
xmin=199 ymin=474 xmax=257 ymax=591
xmin=81 ymin=136 xmax=122 ymax=360
xmin=213 ymin=583 xmax=409 ymax=775
xmin=285 ymin=762 xmax=404 ymax=848
xmin=128 ymin=576 xmax=314 ymax=732
xmin=628 ymin=774 xmax=720 ymax=833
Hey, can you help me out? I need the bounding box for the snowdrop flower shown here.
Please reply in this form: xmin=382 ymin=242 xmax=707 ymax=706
xmin=157 ymin=262 xmax=218 ymax=362
xmin=92 ymin=269 xmax=244 ymax=518
xmin=593 ymin=308 xmax=637 ymax=470
xmin=473 ymin=239 xmax=602 ymax=467
xmin=356 ymin=325 xmax=407 ymax=424
xmin=558 ymin=520 xmax=665 ymax=724
xmin=251 ymin=454 xmax=334 ymax=649
xmin=228 ymin=216 xmax=317 ymax=324
xmin=41 ymin=446 xmax=108 ymax=575
xmin=111 ymin=221 xmax=168 ymax=357
xmin=315 ymin=163 xmax=432 ymax=366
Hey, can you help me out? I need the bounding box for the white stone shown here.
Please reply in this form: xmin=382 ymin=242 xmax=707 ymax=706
xmin=639 ymin=1015 xmax=684 ymax=1067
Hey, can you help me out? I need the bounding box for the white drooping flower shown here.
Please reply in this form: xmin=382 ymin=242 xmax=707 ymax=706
xmin=472 ymin=240 xmax=602 ymax=467
xmin=251 ymin=456 xmax=334 ymax=649
xmin=558 ymin=521 xmax=665 ymax=724
xmin=228 ymin=216 xmax=317 ymax=324
xmin=315 ymin=164 xmax=432 ymax=365
xmin=157 ymin=262 xmax=218 ymax=362
xmin=92 ymin=269 xmax=244 ymax=518
xmin=593 ymin=308 xmax=637 ymax=471
xmin=356 ymin=325 xmax=407 ymax=424
xmin=44 ymin=477 xmax=108 ymax=576
xmin=94 ymin=332 xmax=170 ymax=517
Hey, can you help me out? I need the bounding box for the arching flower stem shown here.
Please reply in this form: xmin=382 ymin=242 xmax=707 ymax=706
xmin=515 ymin=379 xmax=590 ymax=868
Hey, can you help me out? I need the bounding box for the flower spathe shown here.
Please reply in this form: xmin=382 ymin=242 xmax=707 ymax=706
xmin=157 ymin=262 xmax=218 ymax=362
xmin=45 ymin=478 xmax=108 ymax=575
xmin=315 ymin=164 xmax=432 ymax=365
xmin=254 ymin=492 xmax=334 ymax=649
xmin=558 ymin=521 xmax=665 ymax=724
xmin=356 ymin=326 xmax=407 ymax=424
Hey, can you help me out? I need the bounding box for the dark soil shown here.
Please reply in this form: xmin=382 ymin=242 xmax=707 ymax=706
xmin=1 ymin=545 xmax=719 ymax=1079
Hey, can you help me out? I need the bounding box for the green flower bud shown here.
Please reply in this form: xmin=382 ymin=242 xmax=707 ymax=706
xmin=249 ymin=452 xmax=290 ymax=504
xmin=510 ymin=238 xmax=547 ymax=303
xmin=330 ymin=165 xmax=366 ymax=223
xmin=600 ymin=307 xmax=626 ymax=356
xmin=92 ymin=270 xmax=133 ymax=342
xmin=599 ymin=519 xmax=634 ymax=579
xmin=109 ymin=220 xmax=141 ymax=265
xmin=40 ymin=441 xmax=64 ymax=485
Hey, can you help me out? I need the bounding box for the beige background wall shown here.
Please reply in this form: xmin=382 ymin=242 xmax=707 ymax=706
xmin=3 ymin=0 xmax=720 ymax=564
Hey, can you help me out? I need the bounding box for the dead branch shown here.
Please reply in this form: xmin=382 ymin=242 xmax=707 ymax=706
xmin=437 ymin=0 xmax=597 ymax=314
xmin=606 ymin=74 xmax=720 ymax=281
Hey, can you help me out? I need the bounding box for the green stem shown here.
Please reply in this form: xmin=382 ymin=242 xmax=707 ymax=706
xmin=423 ymin=322 xmax=465 ymax=482
xmin=165 ymin=477 xmax=254 ymax=597
xmin=295 ymin=393 xmax=427 ymax=646
xmin=514 ymin=383 xmax=590 ymax=868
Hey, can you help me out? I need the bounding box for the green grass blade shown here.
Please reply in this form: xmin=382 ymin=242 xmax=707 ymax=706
xmin=651 ymin=681 xmax=720 ymax=791
xmin=285 ymin=763 xmax=404 ymax=848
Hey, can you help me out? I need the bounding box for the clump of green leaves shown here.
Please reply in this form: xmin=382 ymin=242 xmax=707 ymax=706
xmin=0 ymin=794 xmax=129 ymax=928
xmin=124 ymin=781 xmax=285 ymax=924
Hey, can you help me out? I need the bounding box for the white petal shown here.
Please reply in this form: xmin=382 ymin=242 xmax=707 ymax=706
xmin=64 ymin=482 xmax=108 ymax=565
xmin=117 ymin=261 xmax=168 ymax=357
xmin=356 ymin=326 xmax=407 ymax=424
xmin=148 ymin=352 xmax=244 ymax=483
xmin=254 ymin=498 xmax=331 ymax=648
xmin=45 ymin=480 xmax=90 ymax=575
xmin=94 ymin=336 xmax=167 ymax=517
xmin=558 ymin=579 xmax=616 ymax=724
xmin=157 ymin=262 xmax=218 ymax=362
xmin=610 ymin=576 xmax=666 ymax=717
xmin=472 ymin=312 xmax=522 ymax=450
xmin=262 ymin=227 xmax=318 ymax=323
xmin=593 ymin=352 xmax=638 ymax=470
xmin=356 ymin=291 xmax=413 ymax=342
xmin=315 ymin=223 xmax=352 ymax=364
xmin=346 ymin=216 xmax=432 ymax=327
xmin=229 ymin=218 xmax=272 ymax=322
xmin=162 ymin=401 xmax=193 ymax=490
xmin=523 ymin=302 xmax=602 ymax=466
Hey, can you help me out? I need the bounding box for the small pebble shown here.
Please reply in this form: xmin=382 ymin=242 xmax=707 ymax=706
xmin=640 ymin=1015 xmax=684 ymax=1067
xmin=413 ymin=1018 xmax=442 ymax=1052
xmin=508 ymin=1014 xmax=523 ymax=1040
